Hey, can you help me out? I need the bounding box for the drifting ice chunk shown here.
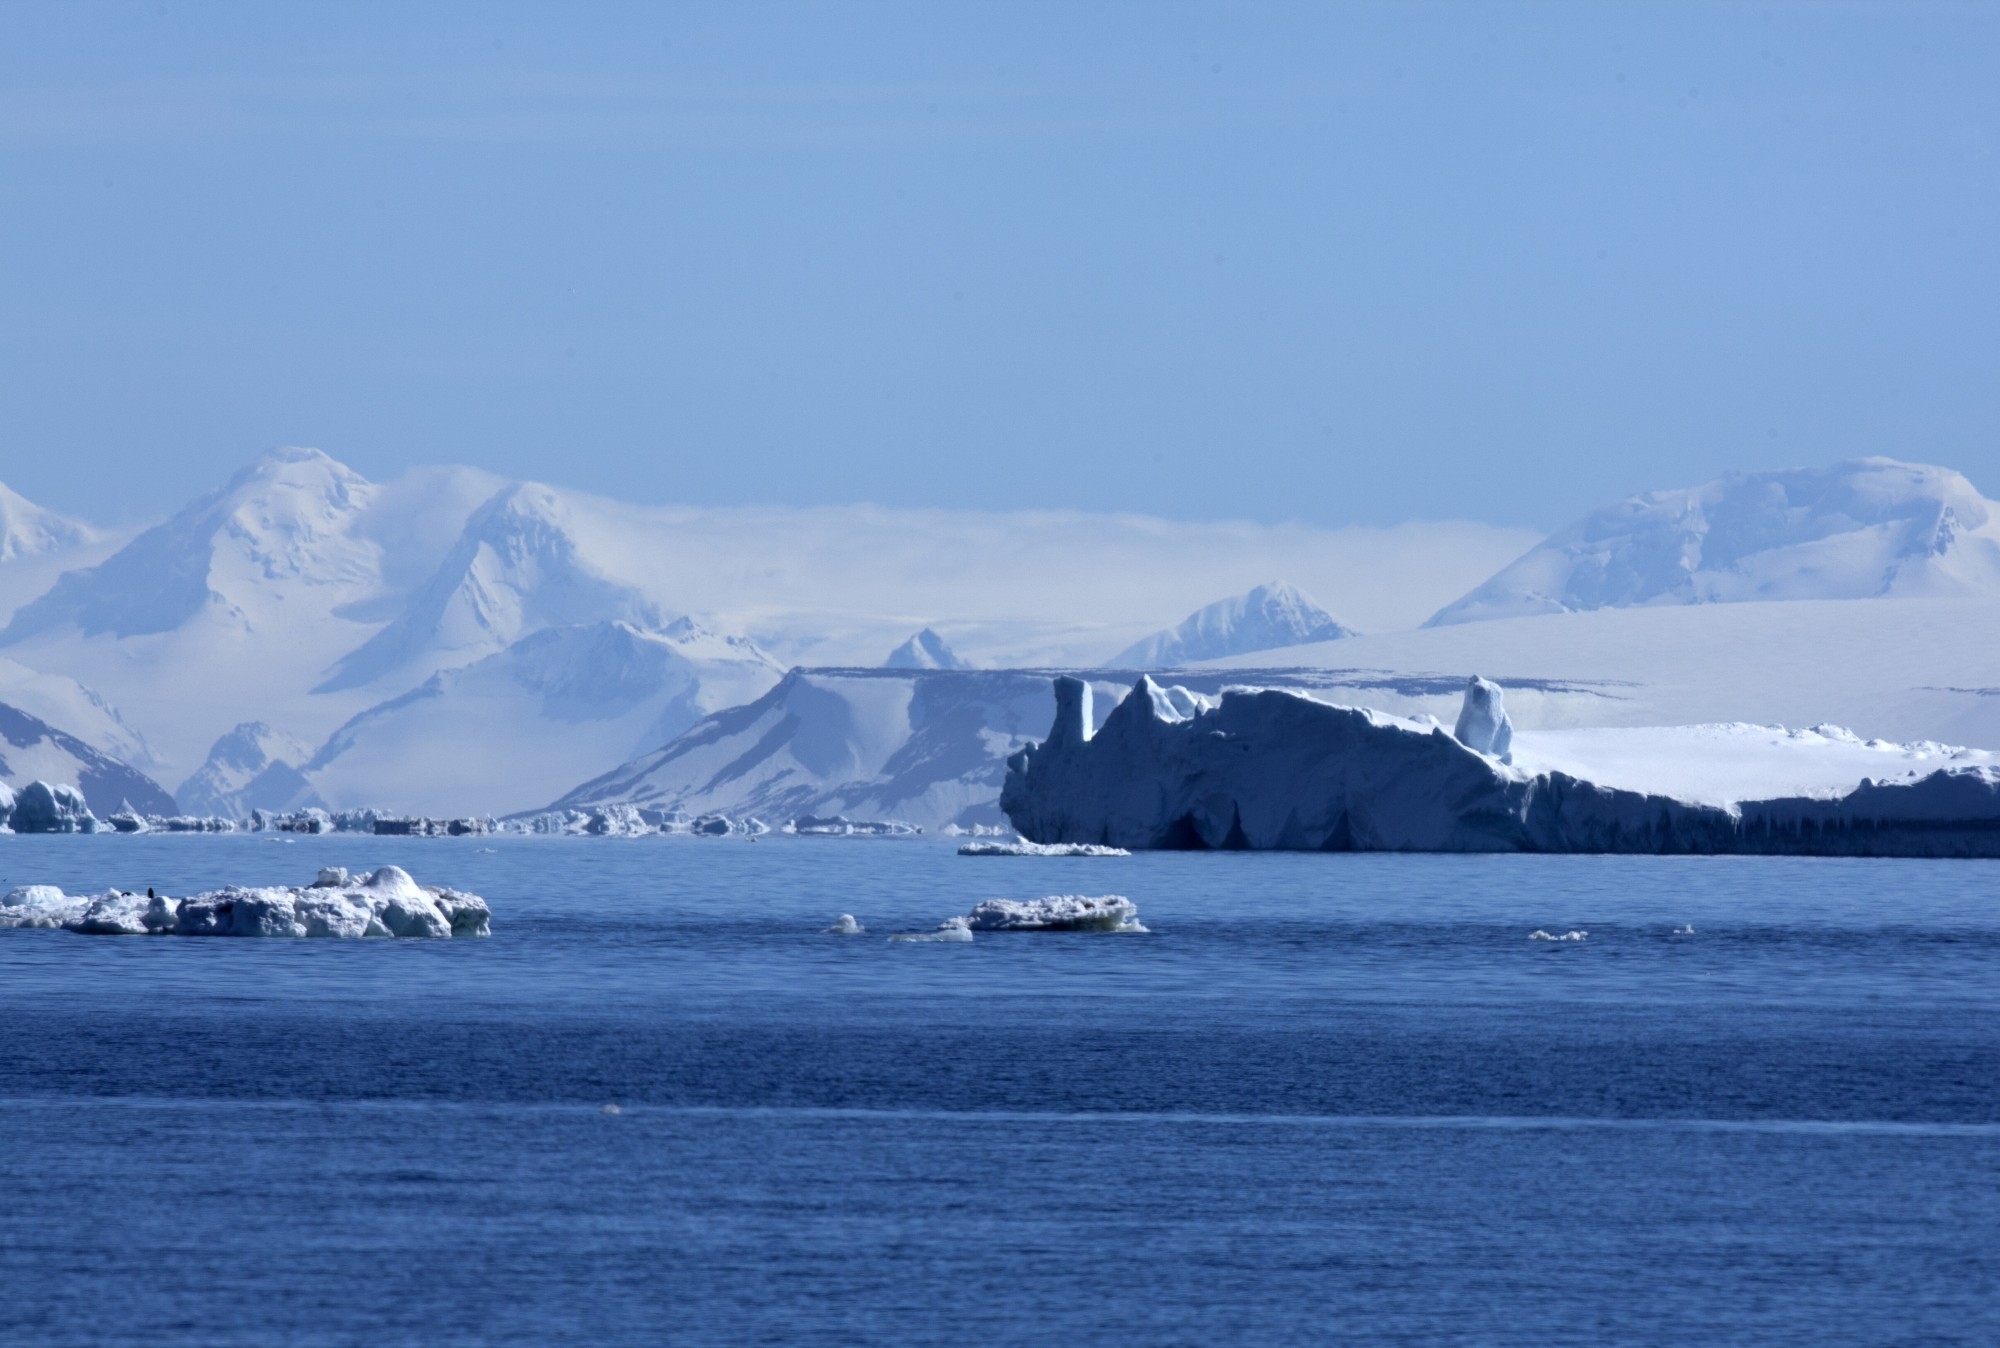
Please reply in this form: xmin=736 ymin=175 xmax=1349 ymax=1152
xmin=1453 ymin=676 xmax=1513 ymax=762
xmin=889 ymin=916 xmax=974 ymax=943
xmin=0 ymin=868 xmax=489 ymax=939
xmin=965 ymin=894 xmax=1144 ymax=932
xmin=957 ymin=839 xmax=1131 ymax=857
xmin=0 ymin=885 xmax=88 ymax=929
xmin=10 ymin=781 xmax=97 ymax=833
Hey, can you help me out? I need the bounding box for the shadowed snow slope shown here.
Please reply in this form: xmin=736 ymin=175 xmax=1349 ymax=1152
xmin=177 ymin=722 xmax=315 ymax=819
xmin=0 ymin=482 xmax=122 ymax=626
xmin=0 ymin=656 xmax=159 ymax=772
xmin=884 ymin=628 xmax=970 ymax=670
xmin=0 ymin=481 xmax=96 ymax=564
xmin=0 ymin=702 xmax=176 ymax=817
xmin=316 ymin=482 xmax=661 ymax=694
xmin=302 ymin=620 xmax=783 ymax=816
xmin=1112 ymin=581 xmax=1356 ymax=667
xmin=1429 ymin=458 xmax=2000 ymax=626
xmin=539 ymin=666 xmax=1624 ymax=831
xmin=1002 ymin=675 xmax=2000 ymax=856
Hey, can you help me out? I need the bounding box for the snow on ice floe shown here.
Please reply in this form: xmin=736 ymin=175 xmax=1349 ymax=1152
xmin=1002 ymin=673 xmax=2000 ymax=856
xmin=891 ymin=895 xmax=1144 ymax=940
xmin=965 ymin=895 xmax=1144 ymax=932
xmin=890 ymin=916 xmax=975 ymax=943
xmin=0 ymin=866 xmax=489 ymax=938
xmin=957 ymin=838 xmax=1130 ymax=857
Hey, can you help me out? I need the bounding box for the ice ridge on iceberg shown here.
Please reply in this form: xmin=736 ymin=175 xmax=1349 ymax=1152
xmin=1001 ymin=675 xmax=2000 ymax=857
xmin=0 ymin=866 xmax=490 ymax=937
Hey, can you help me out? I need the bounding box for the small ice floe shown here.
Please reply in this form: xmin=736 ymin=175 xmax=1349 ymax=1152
xmin=823 ymin=913 xmax=866 ymax=935
xmin=1671 ymin=923 xmax=1696 ymax=936
xmin=966 ymin=894 xmax=1145 ymax=932
xmin=890 ymin=916 xmax=975 ymax=943
xmin=1528 ymin=929 xmax=1588 ymax=942
xmin=0 ymin=866 xmax=490 ymax=939
xmin=957 ymin=839 xmax=1131 ymax=858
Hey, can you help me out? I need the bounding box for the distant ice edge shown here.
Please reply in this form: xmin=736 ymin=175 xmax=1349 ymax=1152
xmin=1000 ymin=675 xmax=2000 ymax=857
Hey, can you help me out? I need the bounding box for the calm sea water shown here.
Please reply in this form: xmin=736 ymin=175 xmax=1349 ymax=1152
xmin=2 ymin=836 xmax=1997 ymax=1345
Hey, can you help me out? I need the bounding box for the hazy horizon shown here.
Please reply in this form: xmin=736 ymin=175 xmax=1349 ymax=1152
xmin=5 ymin=1 xmax=1995 ymax=530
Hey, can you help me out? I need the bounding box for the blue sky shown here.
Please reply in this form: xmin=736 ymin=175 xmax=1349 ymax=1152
xmin=2 ymin=1 xmax=1995 ymax=528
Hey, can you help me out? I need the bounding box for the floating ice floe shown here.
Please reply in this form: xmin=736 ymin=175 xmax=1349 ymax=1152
xmin=0 ymin=866 xmax=490 ymax=938
xmin=1528 ymin=929 xmax=1588 ymax=942
xmin=789 ymin=815 xmax=922 ymax=837
xmin=957 ymin=839 xmax=1130 ymax=857
xmin=1002 ymin=672 xmax=2000 ymax=857
xmin=890 ymin=894 xmax=1145 ymax=941
xmin=966 ymin=894 xmax=1145 ymax=931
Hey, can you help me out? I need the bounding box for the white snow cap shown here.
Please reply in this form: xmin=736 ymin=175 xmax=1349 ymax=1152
xmin=884 ymin=628 xmax=971 ymax=670
xmin=1453 ymin=676 xmax=1514 ymax=762
xmin=1112 ymin=581 xmax=1356 ymax=668
xmin=1428 ymin=457 xmax=2000 ymax=626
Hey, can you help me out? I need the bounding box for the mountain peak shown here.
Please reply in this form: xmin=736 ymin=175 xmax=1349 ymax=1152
xmin=313 ymin=480 xmax=660 ymax=694
xmin=884 ymin=627 xmax=971 ymax=670
xmin=0 ymin=448 xmax=380 ymax=646
xmin=1426 ymin=457 xmax=2000 ymax=627
xmin=1111 ymin=581 xmax=1356 ymax=667
xmin=0 ymin=481 xmax=96 ymax=564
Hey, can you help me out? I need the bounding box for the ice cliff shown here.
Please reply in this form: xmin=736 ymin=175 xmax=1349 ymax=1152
xmin=1001 ymin=675 xmax=2000 ymax=856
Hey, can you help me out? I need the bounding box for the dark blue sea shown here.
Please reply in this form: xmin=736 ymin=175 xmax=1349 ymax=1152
xmin=2 ymin=836 xmax=1996 ymax=1345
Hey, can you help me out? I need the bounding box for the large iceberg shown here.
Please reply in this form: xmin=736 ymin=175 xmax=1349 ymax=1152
xmin=1001 ymin=675 xmax=2000 ymax=856
xmin=0 ymin=866 xmax=490 ymax=937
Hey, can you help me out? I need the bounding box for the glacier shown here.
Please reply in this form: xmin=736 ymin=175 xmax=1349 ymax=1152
xmin=1112 ymin=580 xmax=1357 ymax=667
xmin=0 ymin=866 xmax=490 ymax=938
xmin=1001 ymin=674 xmax=2000 ymax=856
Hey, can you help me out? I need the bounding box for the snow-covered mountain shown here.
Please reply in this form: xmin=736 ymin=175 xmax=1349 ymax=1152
xmin=299 ymin=619 xmax=783 ymax=816
xmin=176 ymin=722 xmax=316 ymax=819
xmin=0 ymin=448 xmax=504 ymax=773
xmin=1428 ymin=458 xmax=2000 ymax=626
xmin=884 ymin=628 xmax=971 ymax=670
xmin=0 ymin=701 xmax=177 ymax=817
xmin=0 ymin=481 xmax=124 ymax=625
xmin=0 ymin=655 xmax=160 ymax=773
xmin=537 ymin=666 xmax=1612 ymax=831
xmin=0 ymin=445 xmax=1534 ymax=810
xmin=0 ymin=481 xmax=96 ymax=564
xmin=1111 ymin=581 xmax=1356 ymax=667
xmin=316 ymin=482 xmax=661 ymax=694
